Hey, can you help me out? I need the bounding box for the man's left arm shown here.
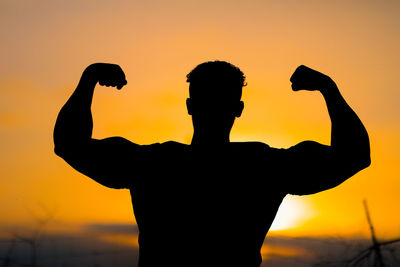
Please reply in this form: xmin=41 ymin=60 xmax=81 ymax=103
xmin=282 ymin=65 xmax=370 ymax=195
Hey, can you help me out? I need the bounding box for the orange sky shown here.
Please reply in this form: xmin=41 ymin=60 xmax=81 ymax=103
xmin=1 ymin=0 xmax=400 ymax=243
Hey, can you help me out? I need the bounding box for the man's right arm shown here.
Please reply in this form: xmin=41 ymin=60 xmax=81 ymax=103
xmin=53 ymin=63 xmax=144 ymax=189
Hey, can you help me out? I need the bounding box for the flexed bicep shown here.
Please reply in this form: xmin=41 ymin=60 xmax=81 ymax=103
xmin=282 ymin=141 xmax=358 ymax=195
xmin=59 ymin=137 xmax=153 ymax=189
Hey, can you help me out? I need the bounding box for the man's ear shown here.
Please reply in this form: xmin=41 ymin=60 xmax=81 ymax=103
xmin=235 ymin=101 xmax=244 ymax=118
xmin=186 ymin=98 xmax=192 ymax=115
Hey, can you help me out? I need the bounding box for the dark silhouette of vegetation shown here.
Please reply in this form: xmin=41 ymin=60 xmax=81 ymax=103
xmin=0 ymin=204 xmax=136 ymax=267
xmin=315 ymin=200 xmax=400 ymax=267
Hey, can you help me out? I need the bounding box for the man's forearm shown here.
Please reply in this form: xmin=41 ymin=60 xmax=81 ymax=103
xmin=321 ymin=81 xmax=370 ymax=165
xmin=54 ymin=68 xmax=97 ymax=155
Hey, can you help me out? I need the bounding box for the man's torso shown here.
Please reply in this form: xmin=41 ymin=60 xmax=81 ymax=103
xmin=129 ymin=141 xmax=288 ymax=266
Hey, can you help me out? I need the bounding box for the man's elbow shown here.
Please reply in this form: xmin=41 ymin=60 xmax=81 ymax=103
xmin=53 ymin=132 xmax=68 ymax=158
xmin=54 ymin=142 xmax=77 ymax=160
xmin=360 ymin=153 xmax=371 ymax=170
xmin=359 ymin=139 xmax=371 ymax=170
xmin=322 ymin=154 xmax=370 ymax=194
xmin=54 ymin=145 xmax=68 ymax=159
xmin=349 ymin=152 xmax=371 ymax=174
xmin=53 ymin=136 xmax=88 ymax=159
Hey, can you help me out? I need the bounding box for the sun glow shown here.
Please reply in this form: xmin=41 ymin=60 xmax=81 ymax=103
xmin=269 ymin=195 xmax=314 ymax=232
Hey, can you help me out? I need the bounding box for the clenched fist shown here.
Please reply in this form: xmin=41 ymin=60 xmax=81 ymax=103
xmin=85 ymin=63 xmax=127 ymax=90
xmin=290 ymin=65 xmax=334 ymax=92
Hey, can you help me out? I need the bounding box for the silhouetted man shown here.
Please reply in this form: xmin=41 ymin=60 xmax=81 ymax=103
xmin=54 ymin=61 xmax=370 ymax=267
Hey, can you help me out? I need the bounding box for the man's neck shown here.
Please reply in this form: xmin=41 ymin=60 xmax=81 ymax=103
xmin=190 ymin=133 xmax=230 ymax=147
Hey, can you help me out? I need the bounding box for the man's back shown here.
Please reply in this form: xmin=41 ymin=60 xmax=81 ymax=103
xmin=53 ymin=62 xmax=370 ymax=267
xmin=130 ymin=141 xmax=287 ymax=266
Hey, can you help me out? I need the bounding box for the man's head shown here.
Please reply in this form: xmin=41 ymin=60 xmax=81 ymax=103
xmin=186 ymin=61 xmax=246 ymax=141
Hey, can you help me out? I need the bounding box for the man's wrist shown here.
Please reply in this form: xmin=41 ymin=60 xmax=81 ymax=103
xmin=80 ymin=64 xmax=98 ymax=86
xmin=320 ymin=77 xmax=337 ymax=95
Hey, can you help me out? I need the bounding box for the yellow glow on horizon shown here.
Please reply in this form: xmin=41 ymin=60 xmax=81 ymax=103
xmin=261 ymin=244 xmax=311 ymax=260
xmin=100 ymin=234 xmax=139 ymax=248
xmin=269 ymin=196 xmax=315 ymax=232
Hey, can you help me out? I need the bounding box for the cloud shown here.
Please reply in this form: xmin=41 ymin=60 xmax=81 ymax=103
xmin=262 ymin=235 xmax=400 ymax=267
xmin=0 ymin=230 xmax=139 ymax=267
xmin=85 ymin=223 xmax=138 ymax=235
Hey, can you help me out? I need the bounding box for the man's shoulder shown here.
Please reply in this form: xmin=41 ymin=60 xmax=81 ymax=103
xmin=229 ymin=142 xmax=291 ymax=159
xmin=140 ymin=141 xmax=187 ymax=147
xmin=230 ymin=141 xmax=276 ymax=150
xmin=158 ymin=141 xmax=188 ymax=149
xmin=163 ymin=140 xmax=187 ymax=146
xmin=142 ymin=141 xmax=188 ymax=152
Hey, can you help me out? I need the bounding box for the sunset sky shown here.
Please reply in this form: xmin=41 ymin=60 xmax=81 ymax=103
xmin=1 ymin=0 xmax=399 ymax=265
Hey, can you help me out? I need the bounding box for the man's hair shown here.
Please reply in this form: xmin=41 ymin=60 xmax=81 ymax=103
xmin=186 ymin=60 xmax=247 ymax=100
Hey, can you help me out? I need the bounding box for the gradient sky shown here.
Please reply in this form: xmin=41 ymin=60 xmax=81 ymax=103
xmin=1 ymin=0 xmax=399 ymax=253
